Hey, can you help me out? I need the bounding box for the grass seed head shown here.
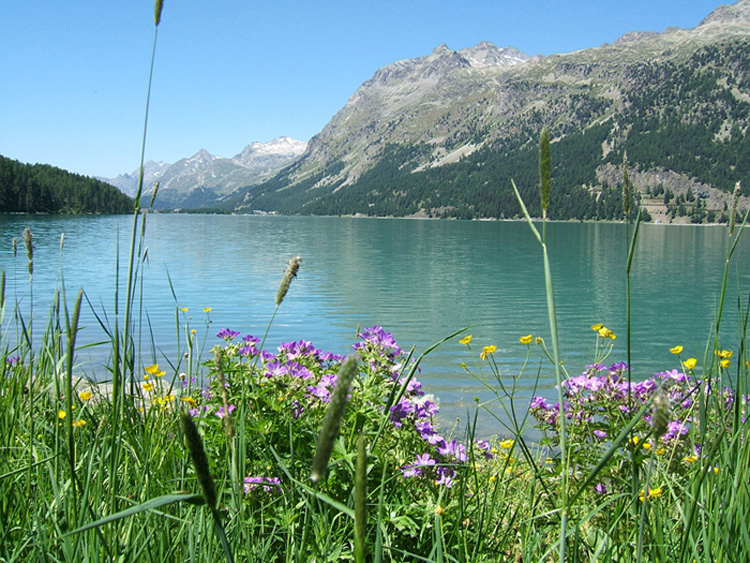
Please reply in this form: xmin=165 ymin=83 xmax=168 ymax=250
xmin=276 ymin=255 xmax=301 ymax=306
xmin=652 ymin=389 xmax=670 ymax=442
xmin=180 ymin=412 xmax=217 ymax=510
xmin=311 ymin=354 xmax=358 ymax=482
xmin=154 ymin=0 xmax=164 ymax=26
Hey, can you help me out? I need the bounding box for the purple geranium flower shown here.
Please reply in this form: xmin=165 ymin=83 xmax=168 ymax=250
xmin=217 ymin=328 xmax=241 ymax=341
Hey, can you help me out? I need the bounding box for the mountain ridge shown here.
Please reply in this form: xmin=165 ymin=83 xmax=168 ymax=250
xmin=229 ymin=0 xmax=749 ymax=222
xmin=103 ymin=136 xmax=306 ymax=208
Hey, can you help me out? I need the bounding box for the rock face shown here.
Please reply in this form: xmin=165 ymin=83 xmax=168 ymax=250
xmin=104 ymin=137 xmax=306 ymax=209
xmin=230 ymin=0 xmax=750 ymax=221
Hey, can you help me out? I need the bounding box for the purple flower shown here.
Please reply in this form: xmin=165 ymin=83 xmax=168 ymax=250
xmin=260 ymin=350 xmax=275 ymax=363
xmin=354 ymin=326 xmax=403 ymax=356
xmin=243 ymin=334 xmax=260 ymax=345
xmin=286 ymin=361 xmax=313 ymax=380
xmin=435 ymin=466 xmax=455 ymax=488
xmin=593 ymin=430 xmax=608 ymax=441
xmin=243 ymin=476 xmax=282 ymax=493
xmin=657 ymin=369 xmax=688 ymax=383
xmin=390 ymin=398 xmax=414 ymax=427
xmin=264 ymin=361 xmax=287 ymax=378
xmin=594 ymin=482 xmax=607 ymax=495
xmin=475 ymin=439 xmax=494 ymax=459
xmin=661 ymin=420 xmax=689 ymax=442
xmin=438 ymin=439 xmax=467 ymax=462
xmin=307 ymin=385 xmax=331 ymax=402
xmin=414 ymin=453 xmax=436 ymax=466
xmin=530 ymin=396 xmax=548 ymax=410
xmin=238 ymin=344 xmax=258 ymax=357
xmin=217 ymin=328 xmax=241 ymax=341
xmin=414 ymin=399 xmax=438 ymax=419
xmin=215 ymin=404 xmax=236 ymax=419
xmin=401 ymin=465 xmax=422 ymax=478
xmin=320 ymin=351 xmax=344 ymax=363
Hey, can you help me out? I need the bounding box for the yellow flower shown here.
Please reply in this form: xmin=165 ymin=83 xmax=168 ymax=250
xmin=499 ymin=439 xmax=515 ymax=449
xmin=181 ymin=396 xmax=197 ymax=407
xmin=712 ymin=466 xmax=720 ymax=475
xmin=684 ymin=454 xmax=698 ymax=463
xmin=669 ymin=345 xmax=684 ymax=354
xmin=639 ymin=487 xmax=663 ymax=501
xmin=591 ymin=324 xmax=603 ymax=331
xmin=716 ymin=350 xmax=733 ymax=359
xmin=154 ymin=370 xmax=166 ymax=378
xmin=180 ymin=307 xmax=189 ymax=313
xmin=598 ymin=327 xmax=616 ymax=339
xmin=643 ymin=441 xmax=652 ymax=451
xmin=203 ymin=307 xmax=212 ymax=313
xmin=78 ymin=391 xmax=93 ymax=402
xmin=519 ymin=334 xmax=533 ymax=345
xmin=142 ymin=382 xmax=154 ymax=392
xmin=489 ymin=474 xmax=497 ymax=483
xmin=145 ymin=364 xmax=160 ymax=375
xmin=535 ymin=336 xmax=544 ymax=345
xmin=459 ymin=335 xmax=473 ymax=345
xmin=434 ymin=506 xmax=445 ymax=516
xmin=480 ymin=345 xmax=497 ymax=360
xmin=683 ymin=358 xmax=698 ymax=370
xmin=720 ymin=359 xmax=730 ymax=369
xmin=655 ymin=448 xmax=665 ymax=455
xmin=629 ymin=435 xmax=641 ymax=446
xmin=57 ymin=410 xmax=67 ymax=419
xmin=72 ymin=419 xmax=86 ymax=428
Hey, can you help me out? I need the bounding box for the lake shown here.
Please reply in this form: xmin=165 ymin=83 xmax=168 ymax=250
xmin=1 ymin=213 xmax=748 ymax=435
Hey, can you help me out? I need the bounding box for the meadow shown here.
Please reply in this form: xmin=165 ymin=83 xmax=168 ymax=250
xmin=2 ymin=3 xmax=749 ymax=561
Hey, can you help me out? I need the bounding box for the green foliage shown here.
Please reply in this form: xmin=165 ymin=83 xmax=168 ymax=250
xmin=0 ymin=155 xmax=133 ymax=214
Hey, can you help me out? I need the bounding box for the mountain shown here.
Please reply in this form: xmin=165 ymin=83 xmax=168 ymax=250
xmin=228 ymin=0 xmax=750 ymax=223
xmin=103 ymin=137 xmax=306 ymax=209
xmin=103 ymin=160 xmax=170 ymax=198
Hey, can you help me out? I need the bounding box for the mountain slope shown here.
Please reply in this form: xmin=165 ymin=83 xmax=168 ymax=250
xmin=232 ymin=0 xmax=750 ymax=222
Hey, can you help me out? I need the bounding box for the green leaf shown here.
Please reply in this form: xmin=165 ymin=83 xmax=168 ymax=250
xmin=64 ymin=493 xmax=205 ymax=536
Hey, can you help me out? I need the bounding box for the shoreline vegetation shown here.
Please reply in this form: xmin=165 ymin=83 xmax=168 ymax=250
xmin=2 ymin=3 xmax=749 ymax=561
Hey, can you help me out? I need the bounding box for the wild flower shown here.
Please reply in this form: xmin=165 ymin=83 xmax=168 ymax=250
xmin=480 ymin=345 xmax=497 ymax=360
xmin=243 ymin=476 xmax=282 ymax=493
xmin=459 ymin=335 xmax=473 ymax=345
xmin=216 ymin=328 xmax=241 ymax=341
xmin=79 ymin=391 xmax=93 ymax=402
xmin=519 ymin=334 xmax=533 ymax=344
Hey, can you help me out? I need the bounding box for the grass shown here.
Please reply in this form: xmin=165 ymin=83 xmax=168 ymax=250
xmin=1 ymin=3 xmax=749 ymax=561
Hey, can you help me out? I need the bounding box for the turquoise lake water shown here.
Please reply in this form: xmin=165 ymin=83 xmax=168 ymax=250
xmin=1 ymin=214 xmax=748 ymax=435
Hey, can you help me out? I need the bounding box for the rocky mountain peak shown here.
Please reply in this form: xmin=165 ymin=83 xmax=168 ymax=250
xmin=698 ymin=0 xmax=750 ymax=28
xmin=459 ymin=42 xmax=530 ymax=68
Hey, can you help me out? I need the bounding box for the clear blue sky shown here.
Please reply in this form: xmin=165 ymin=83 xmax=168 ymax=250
xmin=1 ymin=0 xmax=729 ymax=179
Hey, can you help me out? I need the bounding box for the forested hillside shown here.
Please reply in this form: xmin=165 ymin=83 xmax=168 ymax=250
xmin=0 ymin=156 xmax=133 ymax=214
xmin=228 ymin=32 xmax=750 ymax=223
